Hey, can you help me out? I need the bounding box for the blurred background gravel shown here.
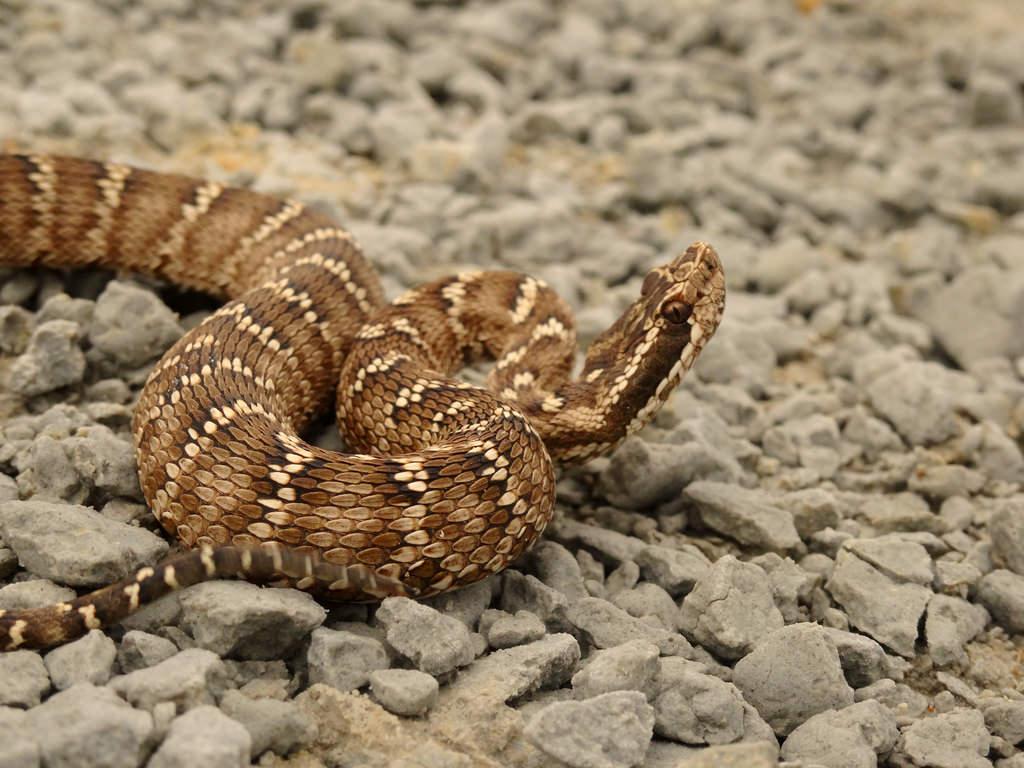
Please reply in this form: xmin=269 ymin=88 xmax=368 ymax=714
xmin=0 ymin=1 xmax=1023 ymax=767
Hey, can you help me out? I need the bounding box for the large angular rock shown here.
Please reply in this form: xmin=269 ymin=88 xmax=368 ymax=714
xmin=684 ymin=482 xmax=801 ymax=552
xmin=903 ymin=266 xmax=1024 ymax=368
xmin=375 ymin=597 xmax=475 ymax=675
xmin=149 ymin=705 xmax=250 ymax=768
xmin=977 ymin=569 xmax=1024 ymax=634
xmin=108 ymin=648 xmax=227 ymax=712
xmin=177 ymin=581 xmax=326 ymax=659
xmin=650 ymin=657 xmax=772 ymax=747
xmin=307 ymin=627 xmax=390 ymax=692
xmin=733 ymin=623 xmax=855 ymax=737
xmin=24 ymin=684 xmax=152 ymax=768
xmin=782 ymin=700 xmax=898 ymax=768
xmin=571 ymin=640 xmax=660 ymax=700
xmin=925 ymin=594 xmax=989 ymax=667
xmin=89 ymin=280 xmax=183 ymax=368
xmin=896 ymin=708 xmax=991 ymax=768
xmin=0 ymin=651 xmax=50 ymax=708
xmin=679 ymin=556 xmax=784 ymax=661
xmin=0 ymin=501 xmax=168 ymax=587
xmin=866 ymin=361 xmax=964 ymax=445
xmin=6 ymin=320 xmax=86 ymax=397
xmin=524 ymin=691 xmax=655 ymax=768
xmin=826 ymin=547 xmax=932 ymax=657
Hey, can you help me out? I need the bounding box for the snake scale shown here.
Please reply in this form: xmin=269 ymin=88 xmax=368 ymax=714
xmin=0 ymin=154 xmax=725 ymax=651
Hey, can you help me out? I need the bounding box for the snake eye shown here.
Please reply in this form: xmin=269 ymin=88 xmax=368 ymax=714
xmin=661 ymin=301 xmax=692 ymax=324
xmin=641 ymin=272 xmax=660 ymax=297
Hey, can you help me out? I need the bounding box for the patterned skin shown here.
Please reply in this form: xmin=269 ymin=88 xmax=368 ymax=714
xmin=0 ymin=154 xmax=725 ymax=650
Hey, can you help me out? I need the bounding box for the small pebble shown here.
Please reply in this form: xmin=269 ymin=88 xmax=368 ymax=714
xmin=368 ymin=669 xmax=440 ymax=717
xmin=148 ymin=705 xmax=251 ymax=768
xmin=43 ymin=629 xmax=117 ymax=689
xmin=306 ymin=627 xmax=390 ymax=692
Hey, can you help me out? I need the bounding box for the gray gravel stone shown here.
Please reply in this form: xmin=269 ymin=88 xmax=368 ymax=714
xmin=903 ymin=267 xmax=1024 ymax=369
xmin=524 ymin=691 xmax=655 ymax=768
xmin=0 ymin=707 xmax=38 ymax=768
xmin=0 ymin=500 xmax=168 ymax=587
xmin=486 ymin=610 xmax=546 ymax=649
xmin=598 ymin=426 xmax=747 ymax=509
xmin=989 ymin=501 xmax=1024 ymax=575
xmin=177 ymin=581 xmax=325 ymax=659
xmin=786 ymin=488 xmax=844 ymax=538
xmin=844 ymin=536 xmax=934 ymax=585
xmin=530 ymin=540 xmax=589 ymax=602
xmin=219 ymin=689 xmax=314 ymax=756
xmin=0 ymin=579 xmax=76 ymax=610
xmin=925 ymin=594 xmax=990 ymax=667
xmin=733 ymin=623 xmax=855 ymax=737
xmin=449 ymin=633 xmax=580 ymax=708
xmin=650 ymin=658 xmax=766 ymax=746
xmin=857 ymin=679 xmax=929 ymax=724
xmin=117 ymin=630 xmax=180 ymax=673
xmin=842 ymin=408 xmax=906 ymax=460
xmin=22 ymin=684 xmax=152 ymax=768
xmin=423 ymin=579 xmax=492 ymax=629
xmin=981 ymin=699 xmax=1024 ymax=745
xmin=909 ymin=463 xmax=987 ymax=500
xmin=751 ymin=552 xmax=813 ymax=623
xmin=375 ymin=597 xmax=475 ymax=675
xmin=0 ymin=305 xmax=33 ymax=355
xmin=567 ymin=597 xmax=694 ymax=657
xmin=684 ymin=482 xmax=801 ymax=552
xmin=554 ymin=518 xmax=647 ymax=564
xmin=866 ymin=361 xmax=963 ymax=445
xmin=605 ymin=561 xmax=640 ymax=597
xmin=679 ymin=556 xmax=784 ymax=661
xmin=634 ymin=543 xmax=711 ymax=598
xmin=37 ymin=293 xmax=94 ymax=327
xmin=781 ymin=700 xmax=898 ymax=768
xmin=969 ymin=72 xmax=1022 ymax=126
xmin=571 ymin=640 xmax=659 ymax=700
xmin=43 ymin=629 xmax=117 ymax=689
xmin=108 ymin=648 xmax=227 ymax=713
xmin=612 ymin=582 xmax=682 ymax=631
xmin=88 ymin=280 xmax=183 ymax=368
xmin=368 ymin=668 xmax=440 ymax=717
xmin=64 ymin=425 xmax=140 ymax=499
xmin=0 ymin=651 xmax=50 ymax=707
xmin=6 ymin=320 xmax=86 ymax=396
xmin=0 ymin=474 xmax=18 ymax=504
xmin=12 ymin=434 xmax=83 ymax=502
xmin=977 ymin=569 xmax=1024 ymax=634
xmin=763 ymin=413 xmax=842 ymax=478
xmin=826 ymin=546 xmax=932 ymax=657
xmin=668 ymin=741 xmax=779 ymax=767
xmin=897 ymin=707 xmax=991 ymax=768
xmin=499 ymin=570 xmax=570 ymax=625
xmin=963 ymin=424 xmax=1024 ymax=485
xmin=822 ymin=627 xmax=892 ymax=688
xmin=306 ymin=627 xmax=390 ymax=691
xmin=149 ymin=705 xmax=251 ymax=768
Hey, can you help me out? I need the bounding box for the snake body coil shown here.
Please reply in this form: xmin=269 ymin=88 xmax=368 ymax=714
xmin=0 ymin=154 xmax=725 ymax=650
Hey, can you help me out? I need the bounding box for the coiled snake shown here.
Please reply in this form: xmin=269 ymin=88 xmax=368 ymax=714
xmin=0 ymin=154 xmax=725 ymax=651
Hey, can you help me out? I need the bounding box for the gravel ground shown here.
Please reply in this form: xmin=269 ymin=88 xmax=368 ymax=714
xmin=1 ymin=1 xmax=1023 ymax=767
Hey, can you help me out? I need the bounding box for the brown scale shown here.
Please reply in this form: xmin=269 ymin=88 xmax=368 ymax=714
xmin=0 ymin=154 xmax=725 ymax=651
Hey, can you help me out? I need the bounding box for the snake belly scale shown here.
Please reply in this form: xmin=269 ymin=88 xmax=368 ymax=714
xmin=0 ymin=154 xmax=725 ymax=650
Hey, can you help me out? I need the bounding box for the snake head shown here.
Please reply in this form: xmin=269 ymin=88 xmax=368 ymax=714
xmin=571 ymin=242 xmax=726 ymax=453
xmin=646 ymin=241 xmax=726 ymax=349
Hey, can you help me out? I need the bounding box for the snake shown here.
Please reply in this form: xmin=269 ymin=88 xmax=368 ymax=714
xmin=0 ymin=154 xmax=725 ymax=651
